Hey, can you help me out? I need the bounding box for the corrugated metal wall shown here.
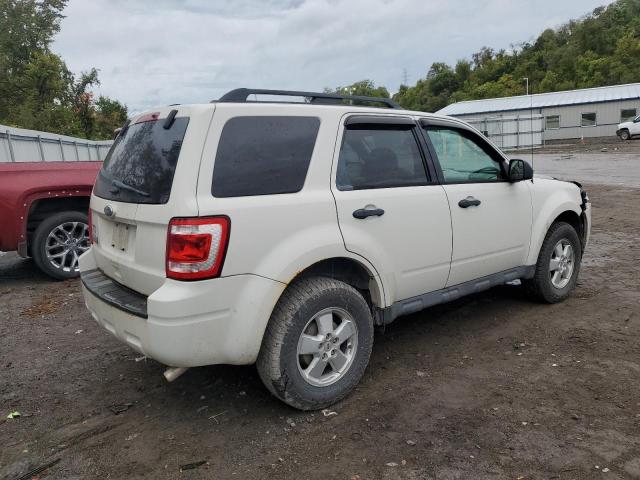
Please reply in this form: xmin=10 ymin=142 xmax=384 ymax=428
xmin=540 ymin=99 xmax=638 ymax=140
xmin=451 ymin=99 xmax=639 ymax=141
xmin=0 ymin=124 xmax=112 ymax=163
xmin=464 ymin=115 xmax=543 ymax=150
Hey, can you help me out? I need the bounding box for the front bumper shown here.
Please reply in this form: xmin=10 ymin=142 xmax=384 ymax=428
xmin=582 ymin=202 xmax=592 ymax=252
xmin=79 ymin=251 xmax=285 ymax=367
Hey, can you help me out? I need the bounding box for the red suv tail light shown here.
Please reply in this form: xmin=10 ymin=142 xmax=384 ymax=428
xmin=166 ymin=216 xmax=230 ymax=280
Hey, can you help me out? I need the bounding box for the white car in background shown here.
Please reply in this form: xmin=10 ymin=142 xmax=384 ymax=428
xmin=79 ymin=88 xmax=591 ymax=410
xmin=617 ymin=115 xmax=640 ymax=140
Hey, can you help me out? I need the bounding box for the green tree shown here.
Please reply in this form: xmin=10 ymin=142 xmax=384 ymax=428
xmin=0 ymin=0 xmax=128 ymax=139
xmin=94 ymin=96 xmax=128 ymax=139
xmin=325 ymin=80 xmax=391 ymax=106
xmin=393 ymin=0 xmax=640 ymax=112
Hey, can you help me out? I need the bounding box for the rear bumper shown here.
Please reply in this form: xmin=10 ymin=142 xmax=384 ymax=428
xmin=79 ymin=251 xmax=285 ymax=367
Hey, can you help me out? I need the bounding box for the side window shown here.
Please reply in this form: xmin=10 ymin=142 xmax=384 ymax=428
xmin=212 ymin=116 xmax=320 ymax=197
xmin=581 ymin=112 xmax=597 ymax=127
xmin=424 ymin=126 xmax=505 ymax=183
xmin=336 ymin=125 xmax=428 ymax=190
xmin=545 ymin=115 xmax=560 ymax=130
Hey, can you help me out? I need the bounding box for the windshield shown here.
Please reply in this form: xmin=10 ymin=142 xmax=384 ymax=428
xmin=94 ymin=117 xmax=189 ymax=204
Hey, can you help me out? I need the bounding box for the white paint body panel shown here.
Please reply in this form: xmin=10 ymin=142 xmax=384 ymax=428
xmin=618 ymin=119 xmax=640 ymax=136
xmin=526 ymin=177 xmax=587 ymax=266
xmin=79 ymin=102 xmax=590 ymax=368
xmin=332 ymin=184 xmax=452 ymax=302
xmin=89 ymin=105 xmax=213 ymax=296
xmin=443 ymin=181 xmax=532 ymax=286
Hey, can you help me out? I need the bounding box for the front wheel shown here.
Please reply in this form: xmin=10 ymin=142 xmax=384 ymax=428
xmin=524 ymin=222 xmax=582 ymax=303
xmin=32 ymin=211 xmax=90 ymax=280
xmin=257 ymin=276 xmax=374 ymax=410
xmin=620 ymin=129 xmax=631 ymax=141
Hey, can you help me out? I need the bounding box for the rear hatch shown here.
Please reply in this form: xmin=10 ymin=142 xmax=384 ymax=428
xmin=89 ymin=105 xmax=214 ymax=295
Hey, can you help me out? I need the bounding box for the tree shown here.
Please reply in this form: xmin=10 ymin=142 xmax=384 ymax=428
xmin=94 ymin=97 xmax=128 ymax=139
xmin=393 ymin=0 xmax=640 ymax=112
xmin=326 ymin=80 xmax=390 ymax=101
xmin=0 ymin=0 xmax=128 ymax=139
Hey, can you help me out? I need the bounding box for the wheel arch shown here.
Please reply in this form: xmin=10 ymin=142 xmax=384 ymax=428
xmin=553 ymin=210 xmax=584 ymax=241
xmin=26 ymin=195 xmax=90 ymax=255
xmin=526 ymin=203 xmax=583 ymax=266
xmin=287 ymin=256 xmax=385 ymax=310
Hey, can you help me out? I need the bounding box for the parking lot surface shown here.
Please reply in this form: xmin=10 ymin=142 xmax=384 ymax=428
xmin=2 ymin=149 xmax=640 ymax=479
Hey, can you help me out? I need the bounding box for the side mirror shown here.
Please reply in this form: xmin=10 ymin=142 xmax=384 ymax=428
xmin=508 ymin=159 xmax=534 ymax=182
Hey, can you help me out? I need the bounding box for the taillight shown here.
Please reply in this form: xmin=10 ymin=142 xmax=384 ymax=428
xmin=166 ymin=216 xmax=230 ymax=280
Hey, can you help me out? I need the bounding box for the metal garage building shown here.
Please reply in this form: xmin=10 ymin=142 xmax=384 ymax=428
xmin=437 ymin=83 xmax=640 ymax=142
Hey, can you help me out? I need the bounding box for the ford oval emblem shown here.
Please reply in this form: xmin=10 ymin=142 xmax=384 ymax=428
xmin=104 ymin=205 xmax=114 ymax=217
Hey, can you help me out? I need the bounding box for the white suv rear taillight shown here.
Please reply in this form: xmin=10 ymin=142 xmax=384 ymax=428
xmin=166 ymin=217 xmax=230 ymax=280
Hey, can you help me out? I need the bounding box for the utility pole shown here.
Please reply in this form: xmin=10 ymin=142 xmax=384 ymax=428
xmin=522 ymin=77 xmax=529 ymax=95
xmin=402 ymin=68 xmax=409 ymax=86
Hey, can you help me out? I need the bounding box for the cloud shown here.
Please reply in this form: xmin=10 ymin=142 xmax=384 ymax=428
xmin=53 ymin=0 xmax=614 ymax=112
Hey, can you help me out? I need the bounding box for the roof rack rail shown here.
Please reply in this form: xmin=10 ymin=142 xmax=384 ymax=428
xmin=215 ymin=88 xmax=401 ymax=109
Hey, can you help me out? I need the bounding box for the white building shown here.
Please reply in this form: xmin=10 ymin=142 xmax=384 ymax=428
xmin=437 ymin=83 xmax=640 ymax=141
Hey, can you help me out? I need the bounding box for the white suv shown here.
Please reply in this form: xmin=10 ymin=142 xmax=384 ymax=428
xmin=617 ymin=114 xmax=640 ymax=140
xmin=80 ymin=88 xmax=591 ymax=410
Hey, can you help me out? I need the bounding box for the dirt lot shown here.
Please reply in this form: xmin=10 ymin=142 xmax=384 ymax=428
xmin=2 ymin=149 xmax=640 ymax=479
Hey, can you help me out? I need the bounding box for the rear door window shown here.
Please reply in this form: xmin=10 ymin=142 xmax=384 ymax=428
xmin=336 ymin=125 xmax=429 ymax=190
xmin=211 ymin=116 xmax=320 ymax=198
xmin=94 ymin=116 xmax=189 ymax=204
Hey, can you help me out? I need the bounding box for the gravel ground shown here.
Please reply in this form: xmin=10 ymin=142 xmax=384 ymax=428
xmin=1 ymin=148 xmax=640 ymax=480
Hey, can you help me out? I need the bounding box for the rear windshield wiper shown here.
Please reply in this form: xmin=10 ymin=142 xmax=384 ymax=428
xmin=110 ymin=179 xmax=150 ymax=197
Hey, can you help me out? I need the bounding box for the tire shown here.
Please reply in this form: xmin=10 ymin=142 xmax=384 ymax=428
xmin=257 ymin=276 xmax=374 ymax=410
xmin=620 ymin=129 xmax=631 ymax=141
xmin=524 ymin=221 xmax=582 ymax=303
xmin=32 ymin=211 xmax=90 ymax=280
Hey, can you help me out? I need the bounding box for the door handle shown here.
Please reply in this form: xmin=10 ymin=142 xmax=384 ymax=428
xmin=458 ymin=196 xmax=481 ymax=208
xmin=353 ymin=207 xmax=385 ymax=219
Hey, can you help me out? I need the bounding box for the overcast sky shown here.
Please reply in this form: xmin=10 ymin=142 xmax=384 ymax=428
xmin=53 ymin=0 xmax=614 ymax=113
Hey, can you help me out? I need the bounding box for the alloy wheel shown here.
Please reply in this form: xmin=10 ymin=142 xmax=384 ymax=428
xmin=45 ymin=221 xmax=90 ymax=274
xmin=549 ymin=239 xmax=575 ymax=289
xmin=296 ymin=307 xmax=358 ymax=387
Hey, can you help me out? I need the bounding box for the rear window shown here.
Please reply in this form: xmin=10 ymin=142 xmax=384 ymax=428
xmin=94 ymin=117 xmax=189 ymax=204
xmin=211 ymin=116 xmax=320 ymax=198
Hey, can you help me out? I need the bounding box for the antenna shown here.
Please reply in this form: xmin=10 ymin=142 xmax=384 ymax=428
xmin=402 ymin=68 xmax=409 ymax=86
xmin=523 ymin=77 xmax=533 ymax=173
xmin=530 ymin=85 xmax=534 ymax=173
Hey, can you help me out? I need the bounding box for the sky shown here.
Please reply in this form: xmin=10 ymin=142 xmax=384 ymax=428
xmin=52 ymin=0 xmax=615 ymax=113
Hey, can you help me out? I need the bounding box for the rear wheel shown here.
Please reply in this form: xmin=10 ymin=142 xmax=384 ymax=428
xmin=257 ymin=276 xmax=374 ymax=410
xmin=32 ymin=211 xmax=89 ymax=280
xmin=524 ymin=221 xmax=582 ymax=303
xmin=620 ymin=129 xmax=631 ymax=141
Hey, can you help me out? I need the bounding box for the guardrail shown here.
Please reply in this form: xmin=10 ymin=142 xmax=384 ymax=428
xmin=0 ymin=124 xmax=113 ymax=163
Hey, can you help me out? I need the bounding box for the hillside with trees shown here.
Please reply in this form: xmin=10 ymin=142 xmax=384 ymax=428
xmin=2 ymin=0 xmax=639 ymax=137
xmin=0 ymin=0 xmax=127 ymax=139
xmin=330 ymin=0 xmax=640 ymax=113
